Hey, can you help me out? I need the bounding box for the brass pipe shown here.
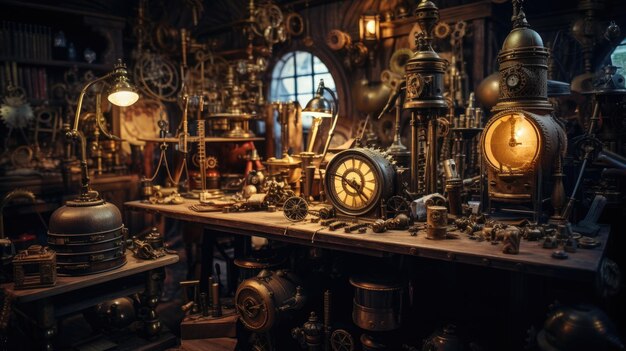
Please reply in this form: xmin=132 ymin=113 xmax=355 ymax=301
xmin=427 ymin=116 xmax=438 ymax=194
xmin=410 ymin=112 xmax=419 ymax=194
xmin=211 ymin=282 xmax=222 ymax=317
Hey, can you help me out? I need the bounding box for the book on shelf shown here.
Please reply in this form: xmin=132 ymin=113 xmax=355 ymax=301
xmin=0 ymin=20 xmax=52 ymax=61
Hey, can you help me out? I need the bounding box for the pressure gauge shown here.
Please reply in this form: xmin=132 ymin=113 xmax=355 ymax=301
xmin=506 ymin=74 xmax=520 ymax=88
xmin=324 ymin=148 xmax=395 ymax=216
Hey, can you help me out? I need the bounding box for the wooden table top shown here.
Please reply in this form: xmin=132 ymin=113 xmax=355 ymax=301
xmin=1 ymin=254 xmax=179 ymax=302
xmin=125 ymin=200 xmax=608 ymax=282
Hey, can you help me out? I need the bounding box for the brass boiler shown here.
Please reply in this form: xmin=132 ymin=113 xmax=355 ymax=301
xmin=235 ymin=269 xmax=306 ymax=332
xmin=349 ymin=274 xmax=403 ymax=332
xmin=47 ymin=196 xmax=126 ymax=275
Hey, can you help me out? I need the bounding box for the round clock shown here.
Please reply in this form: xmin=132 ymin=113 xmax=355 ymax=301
xmin=482 ymin=112 xmax=541 ymax=172
xmin=506 ymin=73 xmax=520 ymax=88
xmin=324 ymin=148 xmax=396 ymax=216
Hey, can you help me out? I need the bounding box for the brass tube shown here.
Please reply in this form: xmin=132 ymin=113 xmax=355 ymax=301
xmin=427 ymin=117 xmax=438 ymax=194
xmin=211 ymin=282 xmax=222 ymax=317
xmin=410 ymin=112 xmax=419 ymax=193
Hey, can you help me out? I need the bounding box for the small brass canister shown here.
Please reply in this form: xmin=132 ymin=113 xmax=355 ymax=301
xmin=426 ymin=206 xmax=448 ymax=240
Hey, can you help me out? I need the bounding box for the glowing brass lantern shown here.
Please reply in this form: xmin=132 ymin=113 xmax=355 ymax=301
xmin=359 ymin=12 xmax=380 ymax=62
xmin=481 ymin=0 xmax=566 ymax=221
xmin=483 ymin=113 xmax=540 ymax=172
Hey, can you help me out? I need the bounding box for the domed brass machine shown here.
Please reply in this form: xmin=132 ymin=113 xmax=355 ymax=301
xmin=480 ymin=0 xmax=567 ymax=222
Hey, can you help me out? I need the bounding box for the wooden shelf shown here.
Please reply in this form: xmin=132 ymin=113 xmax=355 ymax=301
xmin=125 ymin=200 xmax=608 ymax=282
xmin=0 ymin=57 xmax=113 ymax=71
xmin=139 ymin=136 xmax=265 ymax=143
xmin=1 ymin=254 xmax=179 ymax=303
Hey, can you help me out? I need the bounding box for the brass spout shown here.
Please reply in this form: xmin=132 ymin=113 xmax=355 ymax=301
xmin=0 ymin=189 xmax=36 ymax=239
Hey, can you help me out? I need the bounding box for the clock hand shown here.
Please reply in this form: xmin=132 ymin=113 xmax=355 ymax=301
xmin=330 ymin=173 xmax=361 ymax=192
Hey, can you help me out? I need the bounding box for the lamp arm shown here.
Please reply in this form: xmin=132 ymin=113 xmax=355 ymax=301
xmin=72 ymin=72 xmax=114 ymax=134
xmin=76 ymin=130 xmax=95 ymax=198
xmin=95 ymin=93 xmax=121 ymax=141
xmin=68 ymin=73 xmax=112 ymax=200
xmin=319 ymin=87 xmax=339 ymax=165
xmin=317 ymin=88 xmax=340 ymax=202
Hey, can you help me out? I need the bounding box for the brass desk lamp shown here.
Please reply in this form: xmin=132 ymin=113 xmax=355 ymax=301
xmin=300 ymin=79 xmax=339 ymax=201
xmin=67 ymin=59 xmax=139 ymax=200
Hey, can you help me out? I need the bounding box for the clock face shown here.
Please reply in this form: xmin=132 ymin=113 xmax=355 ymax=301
xmin=325 ymin=149 xmax=394 ymax=216
xmin=483 ymin=112 xmax=540 ymax=172
xmin=506 ymin=74 xmax=520 ymax=88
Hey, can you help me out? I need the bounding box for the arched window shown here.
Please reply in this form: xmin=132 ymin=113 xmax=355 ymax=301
xmin=270 ymin=50 xmax=337 ymax=129
xmin=610 ymin=37 xmax=626 ymax=76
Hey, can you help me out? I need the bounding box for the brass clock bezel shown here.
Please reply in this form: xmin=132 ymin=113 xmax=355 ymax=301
xmin=324 ymin=148 xmax=395 ymax=217
xmin=482 ymin=111 xmax=542 ymax=174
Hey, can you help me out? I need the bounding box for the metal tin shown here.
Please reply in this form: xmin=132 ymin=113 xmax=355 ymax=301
xmin=349 ymin=274 xmax=403 ymax=332
xmin=427 ymin=206 xmax=448 ymax=240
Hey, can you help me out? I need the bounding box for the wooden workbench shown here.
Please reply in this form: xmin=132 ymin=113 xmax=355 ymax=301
xmin=125 ymin=200 xmax=608 ymax=282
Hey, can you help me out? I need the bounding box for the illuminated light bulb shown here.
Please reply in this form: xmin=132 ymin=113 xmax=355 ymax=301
xmin=107 ymin=90 xmax=139 ymax=107
xmin=366 ymin=20 xmax=377 ymax=36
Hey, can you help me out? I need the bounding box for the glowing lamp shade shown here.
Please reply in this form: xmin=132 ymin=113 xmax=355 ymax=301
xmin=303 ymin=79 xmax=334 ymax=118
xmin=107 ymin=61 xmax=139 ymax=107
xmin=108 ymin=88 xmax=139 ymax=107
xmin=303 ymin=96 xmax=333 ymax=118
xmin=483 ymin=113 xmax=540 ymax=172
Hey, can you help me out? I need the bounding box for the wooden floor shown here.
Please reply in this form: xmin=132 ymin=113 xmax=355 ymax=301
xmin=125 ymin=200 xmax=608 ymax=282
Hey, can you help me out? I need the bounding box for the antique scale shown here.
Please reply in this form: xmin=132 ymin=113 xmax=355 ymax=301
xmin=480 ymin=0 xmax=566 ymax=222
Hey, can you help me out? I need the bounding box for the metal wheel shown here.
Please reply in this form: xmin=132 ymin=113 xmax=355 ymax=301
xmin=330 ymin=329 xmax=355 ymax=351
xmin=134 ymin=54 xmax=180 ymax=102
xmin=283 ymin=196 xmax=308 ymax=222
xmin=386 ymin=195 xmax=410 ymax=216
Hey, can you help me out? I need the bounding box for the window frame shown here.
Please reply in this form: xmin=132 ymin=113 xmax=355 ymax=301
xmin=270 ymin=50 xmax=337 ymax=112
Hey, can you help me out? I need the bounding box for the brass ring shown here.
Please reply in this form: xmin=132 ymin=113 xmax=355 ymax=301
xmin=285 ymin=12 xmax=304 ymax=36
xmin=434 ymin=22 xmax=451 ymax=39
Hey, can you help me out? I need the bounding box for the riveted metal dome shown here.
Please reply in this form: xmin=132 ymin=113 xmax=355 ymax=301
xmin=47 ymin=193 xmax=127 ymax=276
xmin=48 ymin=198 xmax=123 ymax=235
xmin=501 ymin=27 xmax=544 ymax=51
xmin=492 ymin=0 xmax=552 ymax=113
